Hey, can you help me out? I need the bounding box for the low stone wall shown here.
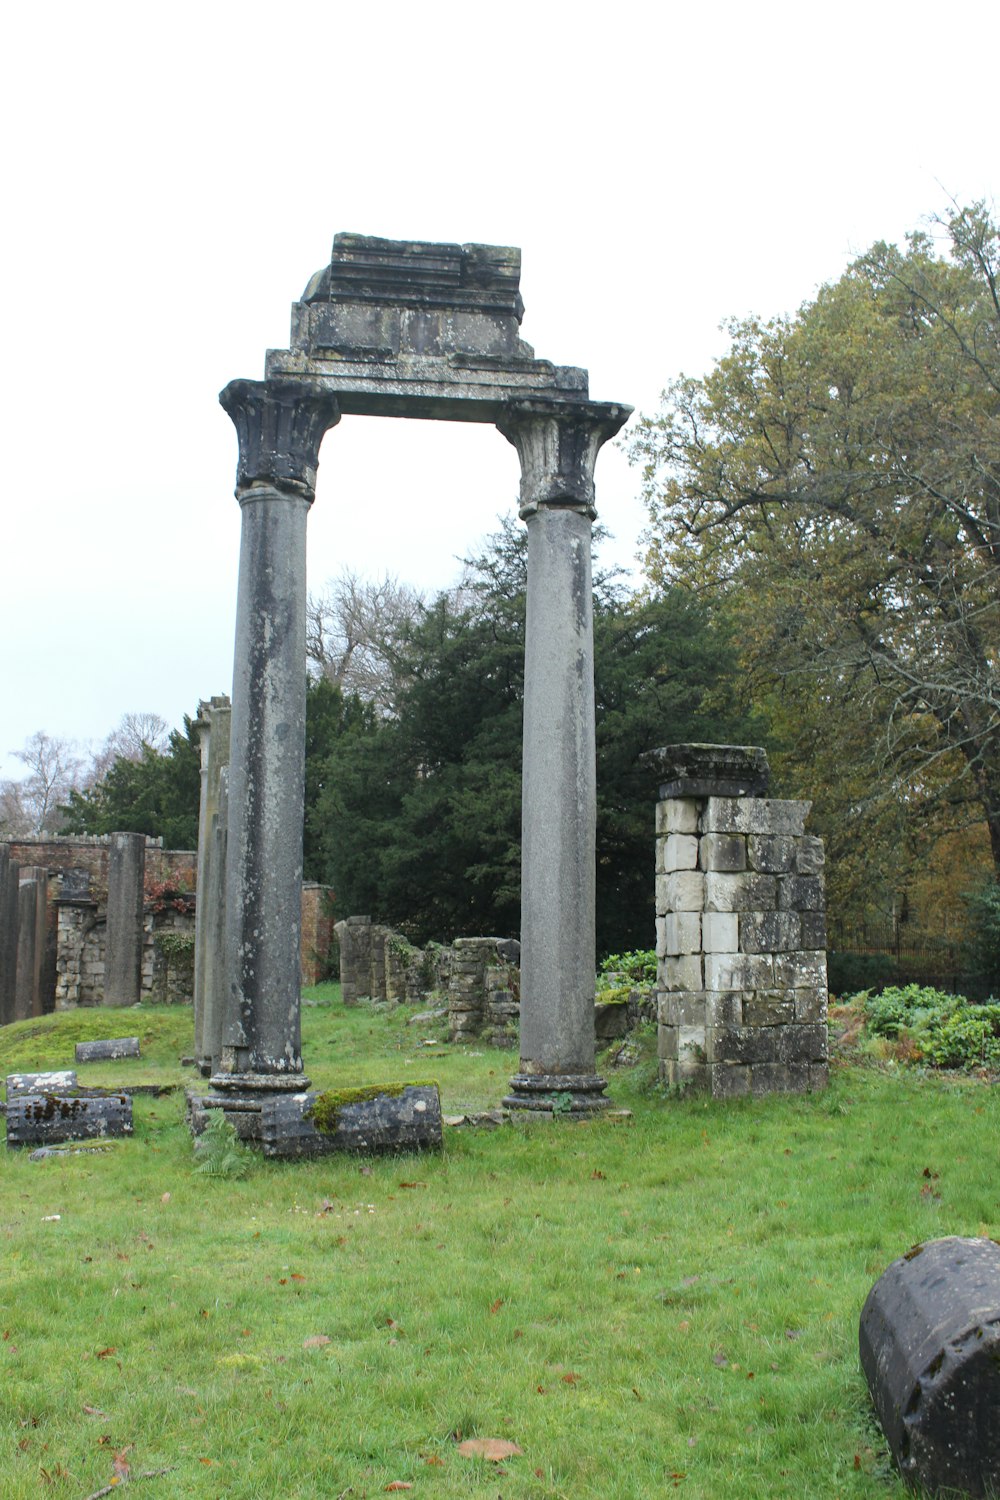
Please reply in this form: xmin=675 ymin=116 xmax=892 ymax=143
xmin=56 ymin=902 xmax=196 ymax=1007
xmin=654 ymin=745 xmax=829 ymax=1098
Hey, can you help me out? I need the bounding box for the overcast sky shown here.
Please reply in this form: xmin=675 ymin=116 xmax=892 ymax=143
xmin=1 ymin=0 xmax=997 ymax=783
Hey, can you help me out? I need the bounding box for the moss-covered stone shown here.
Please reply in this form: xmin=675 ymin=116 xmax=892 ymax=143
xmin=306 ymin=1081 xmax=438 ymax=1135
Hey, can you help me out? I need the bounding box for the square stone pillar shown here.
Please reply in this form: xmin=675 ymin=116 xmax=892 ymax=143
xmin=653 ymin=744 xmax=828 ymax=1098
xmin=193 ymin=695 xmax=231 ymax=1074
xmin=105 ymin=833 xmax=146 ymax=1007
xmin=0 ymin=845 xmax=19 ymax=1025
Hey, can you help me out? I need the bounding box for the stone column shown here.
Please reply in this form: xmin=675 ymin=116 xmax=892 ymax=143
xmin=105 ymin=833 xmax=146 ymax=1006
xmin=0 ymin=845 xmax=19 ymax=1025
xmin=202 ymin=766 xmax=229 ymax=1075
xmin=193 ymin=695 xmax=231 ymax=1073
xmin=497 ymin=400 xmax=628 ymax=1112
xmin=211 ymin=380 xmax=340 ymax=1112
xmin=14 ymin=867 xmax=48 ymax=1019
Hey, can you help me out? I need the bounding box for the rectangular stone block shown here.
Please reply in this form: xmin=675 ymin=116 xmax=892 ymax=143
xmin=662 ymin=833 xmax=700 ymax=873
xmin=701 ymin=911 xmax=738 ymax=953
xmin=809 ymin=1062 xmax=830 ymax=1090
xmin=660 ymin=991 xmax=706 ymax=1027
xmin=705 ymin=991 xmax=743 ymax=1026
xmin=777 ymin=875 xmax=825 ymax=911
xmin=773 ymin=950 xmax=828 ymax=989
xmin=702 ymin=797 xmax=811 ymax=836
xmin=664 ymin=911 xmax=701 ymax=955
xmin=660 ymin=954 xmax=703 ymax=993
xmin=743 ymin=992 xmax=795 ymax=1026
xmin=747 ymin=835 xmax=796 ymax=873
xmin=794 ymin=835 xmax=825 ymax=874
xmin=704 ymin=872 xmax=777 ymax=913
xmin=700 ymin=834 xmax=747 ymax=872
xmin=795 ymin=987 xmax=828 ymax=1023
xmin=657 ymin=870 xmax=705 ymax=913
xmin=740 ymin=910 xmax=801 ymax=953
xmin=799 ymin=911 xmax=827 ymax=950
xmin=749 ymin=1062 xmax=811 ymax=1097
xmin=657 ymin=798 xmax=700 ymax=835
xmin=709 ymin=1062 xmax=751 ymax=1098
xmin=657 ymin=1024 xmax=678 ymax=1061
xmin=655 ymin=915 xmax=667 ymax=958
xmin=677 ymin=1024 xmax=706 ymax=1068
xmin=660 ymin=1058 xmax=707 ymax=1091
xmin=711 ymin=1022 xmax=826 ymax=1066
xmin=704 ymin=951 xmax=774 ymax=991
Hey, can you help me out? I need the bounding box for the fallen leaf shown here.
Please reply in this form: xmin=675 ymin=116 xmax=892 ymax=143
xmin=399 ymin=1181 xmax=426 ymax=1190
xmin=82 ymin=1404 xmax=108 ymax=1417
xmin=489 ymin=1298 xmax=503 ymax=1315
xmin=291 ymin=1273 xmax=306 ymax=1282
xmin=425 ymin=1454 xmax=444 ymax=1466
xmin=96 ymin=1347 xmax=118 ymax=1360
xmin=303 ymin=1335 xmax=331 ymax=1349
xmin=113 ymin=1448 xmax=132 ymax=1479
xmin=160 ymin=1192 xmax=171 ymax=1203
xmin=561 ymin=1372 xmax=581 ymax=1384
xmin=591 ymin=1169 xmax=606 ymax=1180
xmin=385 ymin=1484 xmax=413 ymax=1492
xmin=457 ymin=1438 xmax=524 ymax=1461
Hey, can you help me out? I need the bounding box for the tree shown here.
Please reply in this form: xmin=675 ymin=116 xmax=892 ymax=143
xmin=61 ymin=718 xmax=201 ymax=848
xmin=309 ymin=519 xmax=753 ymax=953
xmin=0 ymin=731 xmax=84 ymax=835
xmin=89 ymin=712 xmax=170 ymax=781
xmin=630 ymin=202 xmax=1000 ymax=911
xmin=306 ymin=566 xmax=423 ymax=714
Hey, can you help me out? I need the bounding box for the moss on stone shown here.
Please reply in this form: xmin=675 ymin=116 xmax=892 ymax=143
xmin=306 ymin=1082 xmax=438 ymax=1135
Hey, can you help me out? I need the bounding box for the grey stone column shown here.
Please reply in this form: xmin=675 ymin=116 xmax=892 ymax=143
xmin=14 ymin=867 xmax=48 ymax=1019
xmin=497 ymin=400 xmax=628 ymax=1111
xmin=193 ymin=695 xmax=231 ymax=1073
xmin=105 ymin=833 xmax=146 ymax=1006
xmin=212 ymin=380 xmax=339 ymax=1102
xmin=202 ymin=766 xmax=229 ymax=1075
xmin=0 ymin=846 xmax=19 ymax=1025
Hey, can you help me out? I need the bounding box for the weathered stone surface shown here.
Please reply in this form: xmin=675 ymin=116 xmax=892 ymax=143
xmin=656 ymin=798 xmax=699 ymax=836
xmin=795 ymin=836 xmax=826 ymax=875
xmin=709 ymin=1023 xmax=826 ymax=1066
xmin=659 ymin=991 xmax=706 ymax=1027
xmin=705 ymin=991 xmax=743 ymax=1026
xmin=777 ymin=875 xmax=825 ymax=911
xmin=773 ymin=950 xmax=828 ymax=989
xmin=13 ymin=873 xmax=42 ymax=1021
xmin=709 ymin=1063 xmax=751 ymax=1098
xmin=739 ymin=911 xmax=802 ymax=954
xmin=652 ymin=743 xmax=770 ymax=800
xmin=749 ymin=1062 xmax=812 ymax=1096
xmin=75 ymin=1037 xmax=140 ymax=1063
xmin=501 ymin=1073 xmax=612 ymax=1112
xmin=661 ymin=954 xmax=703 ymax=993
xmin=595 ymin=1002 xmax=629 ymax=1039
xmin=794 ymin=987 xmax=828 ymax=1023
xmin=258 ymin=1084 xmax=442 ymax=1158
xmin=7 ymin=1092 xmax=132 ymax=1146
xmin=699 ymin=834 xmax=747 ymax=873
xmin=742 ymin=993 xmax=795 ymax=1027
xmin=702 ymin=798 xmax=810 ymax=837
xmin=704 ymin=872 xmax=778 ymax=913
xmin=664 ymin=912 xmax=701 ymax=955
xmin=661 ymin=833 xmax=700 ymax=873
xmin=747 ymin=835 xmax=796 ymax=873
xmin=701 ymin=911 xmax=738 ymax=953
xmin=658 ymin=870 xmax=706 ymax=912
xmin=7 ymin=1070 xmax=78 ymax=1097
xmin=860 ymin=1237 xmax=1000 ymax=1499
xmin=704 ymin=952 xmax=775 ymax=992
xmin=799 ymin=911 xmax=828 ymax=950
xmin=0 ymin=846 xmax=18 ymax=1026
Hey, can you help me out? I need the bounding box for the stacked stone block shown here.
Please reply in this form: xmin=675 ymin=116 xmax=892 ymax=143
xmin=655 ymin=749 xmax=828 ymax=1098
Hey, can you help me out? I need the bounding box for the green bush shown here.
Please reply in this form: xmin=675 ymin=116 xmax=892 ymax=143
xmin=921 ymin=1005 xmax=1000 ymax=1069
xmin=862 ymin=984 xmax=964 ymax=1039
xmin=598 ymin=949 xmax=656 ymax=988
xmin=851 ymin=983 xmax=1000 ymax=1070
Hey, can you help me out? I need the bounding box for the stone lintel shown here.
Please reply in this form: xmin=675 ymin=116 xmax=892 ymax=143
xmin=651 ymin=743 xmax=770 ymax=800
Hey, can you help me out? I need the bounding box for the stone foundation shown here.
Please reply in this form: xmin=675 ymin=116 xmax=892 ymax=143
xmin=653 ymin=745 xmax=828 ymax=1097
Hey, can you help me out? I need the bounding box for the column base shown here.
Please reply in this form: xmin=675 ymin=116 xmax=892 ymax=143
xmin=200 ymin=1071 xmax=312 ymax=1142
xmin=502 ymin=1072 xmax=611 ymax=1113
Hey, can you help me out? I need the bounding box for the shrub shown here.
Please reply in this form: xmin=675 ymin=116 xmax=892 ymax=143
xmin=598 ymin=949 xmax=656 ymax=988
xmin=862 ymin=984 xmax=964 ymax=1039
xmin=921 ymin=1005 xmax=1000 ymax=1070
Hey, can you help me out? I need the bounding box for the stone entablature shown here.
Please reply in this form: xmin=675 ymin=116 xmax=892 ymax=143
xmin=654 ymin=745 xmax=828 ymax=1098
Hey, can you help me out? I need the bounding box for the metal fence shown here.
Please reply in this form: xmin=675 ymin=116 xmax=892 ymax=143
xmin=827 ymin=920 xmax=992 ymax=1001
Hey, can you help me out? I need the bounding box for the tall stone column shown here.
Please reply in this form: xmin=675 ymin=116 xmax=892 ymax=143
xmin=202 ymin=766 xmax=229 ymax=1076
xmin=0 ymin=846 xmax=19 ymax=1025
xmin=105 ymin=833 xmax=146 ymax=1006
xmin=211 ymin=380 xmax=339 ymax=1113
xmin=497 ymin=400 xmax=628 ymax=1111
xmin=193 ymin=695 xmax=231 ymax=1073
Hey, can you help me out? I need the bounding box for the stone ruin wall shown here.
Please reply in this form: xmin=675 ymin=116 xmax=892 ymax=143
xmin=334 ymin=916 xmax=521 ymax=1047
xmin=656 ymin=792 xmax=828 ymax=1097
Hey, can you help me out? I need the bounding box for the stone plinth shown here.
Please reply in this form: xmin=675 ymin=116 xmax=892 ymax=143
xmin=654 ymin=745 xmax=828 ymax=1098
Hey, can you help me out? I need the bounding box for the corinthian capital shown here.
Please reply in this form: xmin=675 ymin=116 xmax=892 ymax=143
xmin=219 ymin=380 xmax=341 ymax=499
xmin=496 ymin=399 xmax=631 ymax=519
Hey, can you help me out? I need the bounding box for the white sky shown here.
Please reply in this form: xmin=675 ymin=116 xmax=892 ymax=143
xmin=1 ymin=0 xmax=997 ymax=781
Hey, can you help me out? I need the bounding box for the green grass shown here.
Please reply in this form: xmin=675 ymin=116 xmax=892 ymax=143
xmin=2 ymin=989 xmax=997 ymax=1497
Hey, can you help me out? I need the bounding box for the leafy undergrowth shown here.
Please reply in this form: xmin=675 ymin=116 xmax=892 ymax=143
xmin=832 ymin=984 xmax=1000 ymax=1073
xmin=3 ymin=993 xmax=998 ymax=1497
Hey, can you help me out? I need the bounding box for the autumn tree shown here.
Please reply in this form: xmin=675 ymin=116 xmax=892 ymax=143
xmin=630 ymin=203 xmax=1000 ymax=912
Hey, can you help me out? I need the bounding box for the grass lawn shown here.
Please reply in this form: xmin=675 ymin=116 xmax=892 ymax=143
xmin=2 ymin=988 xmax=998 ymax=1498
